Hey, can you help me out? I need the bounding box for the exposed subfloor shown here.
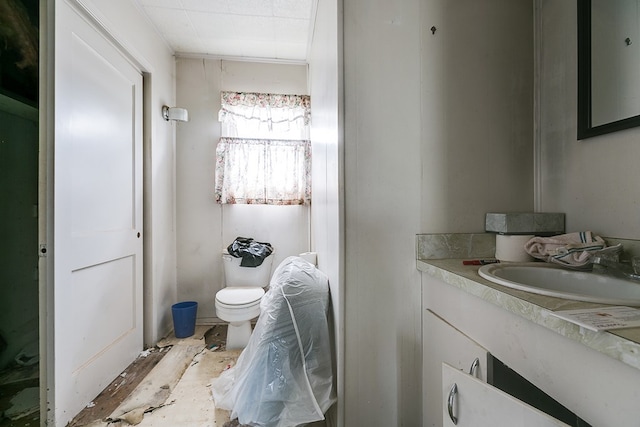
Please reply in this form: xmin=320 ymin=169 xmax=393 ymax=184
xmin=1 ymin=324 xmax=241 ymax=427
xmin=68 ymin=324 xmax=240 ymax=426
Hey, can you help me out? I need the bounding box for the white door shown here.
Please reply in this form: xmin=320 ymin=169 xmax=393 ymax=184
xmin=52 ymin=2 xmax=143 ymax=425
xmin=442 ymin=363 xmax=571 ymax=427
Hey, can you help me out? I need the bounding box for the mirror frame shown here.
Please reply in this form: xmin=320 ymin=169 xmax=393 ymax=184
xmin=577 ymin=0 xmax=640 ymax=139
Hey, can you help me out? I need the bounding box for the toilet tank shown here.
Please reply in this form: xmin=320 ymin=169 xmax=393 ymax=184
xmin=222 ymin=253 xmax=274 ymax=287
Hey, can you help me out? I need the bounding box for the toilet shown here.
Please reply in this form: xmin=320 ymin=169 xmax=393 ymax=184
xmin=215 ymin=252 xmax=274 ymax=349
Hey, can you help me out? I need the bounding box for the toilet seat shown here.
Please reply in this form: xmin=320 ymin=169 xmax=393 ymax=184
xmin=215 ymin=287 xmax=264 ymax=309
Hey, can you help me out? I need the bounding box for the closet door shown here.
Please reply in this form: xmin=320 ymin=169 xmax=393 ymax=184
xmin=52 ymin=1 xmax=143 ymax=424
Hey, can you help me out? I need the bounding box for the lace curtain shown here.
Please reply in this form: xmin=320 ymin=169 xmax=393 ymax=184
xmin=215 ymin=92 xmax=311 ymax=205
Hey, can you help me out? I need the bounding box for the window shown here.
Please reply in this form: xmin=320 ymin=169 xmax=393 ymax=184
xmin=215 ymin=91 xmax=311 ymax=205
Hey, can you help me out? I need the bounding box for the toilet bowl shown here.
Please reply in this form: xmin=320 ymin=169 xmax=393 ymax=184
xmin=216 ymin=287 xmax=264 ymax=349
xmin=215 ymin=252 xmax=273 ymax=349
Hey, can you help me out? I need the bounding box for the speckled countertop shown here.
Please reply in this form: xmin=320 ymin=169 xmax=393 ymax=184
xmin=417 ymin=258 xmax=640 ymax=371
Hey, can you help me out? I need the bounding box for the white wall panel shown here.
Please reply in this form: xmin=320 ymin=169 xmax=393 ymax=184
xmin=537 ymin=0 xmax=640 ymax=239
xmin=421 ymin=0 xmax=534 ymax=233
xmin=343 ymin=0 xmax=533 ymax=424
xmin=343 ymin=0 xmax=423 ymax=424
xmin=308 ymin=0 xmax=344 ymax=424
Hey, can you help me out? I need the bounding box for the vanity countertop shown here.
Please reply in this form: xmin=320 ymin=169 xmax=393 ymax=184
xmin=417 ymin=258 xmax=640 ymax=371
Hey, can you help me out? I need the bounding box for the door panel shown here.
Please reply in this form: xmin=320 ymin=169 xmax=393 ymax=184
xmin=69 ymin=32 xmax=136 ymax=235
xmin=69 ymin=256 xmax=137 ymax=372
xmin=53 ymin=2 xmax=143 ymax=425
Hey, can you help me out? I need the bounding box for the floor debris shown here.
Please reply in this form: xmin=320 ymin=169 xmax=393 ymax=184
xmin=0 ymin=363 xmax=40 ymax=427
xmin=67 ymin=346 xmax=167 ymax=426
xmin=65 ymin=325 xmax=240 ymax=426
xmin=106 ymin=341 xmax=206 ymax=425
xmin=14 ymin=325 xmax=248 ymax=427
xmin=4 ymin=387 xmax=39 ymax=420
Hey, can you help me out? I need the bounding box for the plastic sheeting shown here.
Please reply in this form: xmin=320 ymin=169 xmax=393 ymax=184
xmin=211 ymin=256 xmax=335 ymax=427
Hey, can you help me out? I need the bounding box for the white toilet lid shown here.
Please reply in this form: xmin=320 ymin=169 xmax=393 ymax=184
xmin=216 ymin=287 xmax=264 ymax=307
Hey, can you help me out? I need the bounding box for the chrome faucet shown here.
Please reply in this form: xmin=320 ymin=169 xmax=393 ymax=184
xmin=591 ymin=256 xmax=640 ymax=282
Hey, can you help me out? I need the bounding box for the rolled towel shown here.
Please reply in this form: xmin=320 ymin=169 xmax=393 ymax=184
xmin=524 ymin=231 xmax=622 ymax=270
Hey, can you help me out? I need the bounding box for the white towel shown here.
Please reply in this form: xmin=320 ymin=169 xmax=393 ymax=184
xmin=524 ymin=231 xmax=622 ymax=269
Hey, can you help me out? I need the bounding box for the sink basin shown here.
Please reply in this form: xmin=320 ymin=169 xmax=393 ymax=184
xmin=478 ymin=262 xmax=640 ymax=306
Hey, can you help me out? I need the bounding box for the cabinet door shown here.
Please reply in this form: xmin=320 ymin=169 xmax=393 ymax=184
xmin=442 ymin=363 xmax=570 ymax=427
xmin=423 ymin=309 xmax=488 ymax=427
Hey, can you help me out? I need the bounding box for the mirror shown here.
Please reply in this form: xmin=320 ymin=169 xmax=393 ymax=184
xmin=578 ymin=0 xmax=640 ymax=139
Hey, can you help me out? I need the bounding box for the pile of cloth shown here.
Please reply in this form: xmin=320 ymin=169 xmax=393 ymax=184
xmin=524 ymin=231 xmax=622 ymax=270
xmin=227 ymin=237 xmax=274 ymax=267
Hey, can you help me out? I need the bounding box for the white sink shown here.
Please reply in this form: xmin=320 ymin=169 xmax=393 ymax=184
xmin=478 ymin=262 xmax=640 ymax=306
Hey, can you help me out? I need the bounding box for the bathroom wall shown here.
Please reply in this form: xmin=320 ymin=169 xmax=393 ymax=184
xmin=175 ymin=59 xmax=309 ymax=323
xmin=537 ymin=1 xmax=640 ymax=240
xmin=308 ymin=0 xmax=343 ymax=424
xmin=343 ymin=0 xmax=423 ymax=424
xmin=343 ymin=0 xmax=534 ymax=424
xmin=421 ymin=0 xmax=534 ymax=231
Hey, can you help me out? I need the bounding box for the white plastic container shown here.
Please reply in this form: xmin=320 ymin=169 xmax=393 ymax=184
xmin=495 ymin=234 xmax=535 ymax=262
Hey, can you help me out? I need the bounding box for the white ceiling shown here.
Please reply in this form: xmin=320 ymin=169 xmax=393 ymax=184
xmin=134 ymin=0 xmax=316 ymax=62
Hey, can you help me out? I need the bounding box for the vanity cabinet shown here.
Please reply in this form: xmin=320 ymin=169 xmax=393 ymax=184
xmin=424 ymin=309 xmax=567 ymax=426
xmin=420 ymin=264 xmax=640 ymax=426
xmin=423 ymin=309 xmax=488 ymax=426
xmin=441 ymin=363 xmax=570 ymax=426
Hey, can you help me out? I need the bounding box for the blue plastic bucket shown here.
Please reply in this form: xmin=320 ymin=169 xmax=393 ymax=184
xmin=171 ymin=301 xmax=198 ymax=338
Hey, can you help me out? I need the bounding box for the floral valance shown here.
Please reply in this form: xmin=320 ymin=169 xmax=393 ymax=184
xmin=218 ymin=91 xmax=311 ymax=130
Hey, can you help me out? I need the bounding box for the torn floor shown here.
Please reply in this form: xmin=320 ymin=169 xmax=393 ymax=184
xmin=69 ymin=325 xmax=241 ymax=427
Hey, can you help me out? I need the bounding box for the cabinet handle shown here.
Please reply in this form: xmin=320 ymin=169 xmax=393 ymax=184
xmin=469 ymin=357 xmax=480 ymax=377
xmin=447 ymin=383 xmax=458 ymax=425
